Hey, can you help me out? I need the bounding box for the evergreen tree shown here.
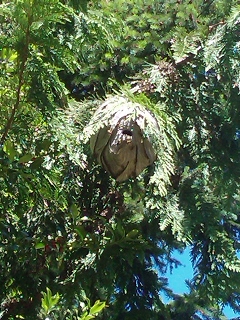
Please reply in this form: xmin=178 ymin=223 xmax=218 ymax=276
xmin=0 ymin=0 xmax=240 ymax=319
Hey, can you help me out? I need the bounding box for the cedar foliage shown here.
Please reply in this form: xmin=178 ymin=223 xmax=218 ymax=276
xmin=0 ymin=0 xmax=240 ymax=319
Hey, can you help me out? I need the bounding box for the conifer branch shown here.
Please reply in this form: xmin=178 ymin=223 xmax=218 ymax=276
xmin=1 ymin=14 xmax=32 ymax=144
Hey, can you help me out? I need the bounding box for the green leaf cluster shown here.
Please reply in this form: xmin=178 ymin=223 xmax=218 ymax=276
xmin=1 ymin=0 xmax=240 ymax=319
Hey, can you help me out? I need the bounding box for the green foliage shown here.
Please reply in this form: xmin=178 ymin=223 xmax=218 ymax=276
xmin=39 ymin=288 xmax=106 ymax=319
xmin=41 ymin=288 xmax=60 ymax=316
xmin=1 ymin=0 xmax=240 ymax=319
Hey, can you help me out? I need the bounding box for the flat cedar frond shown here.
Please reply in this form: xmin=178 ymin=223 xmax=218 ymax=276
xmin=157 ymin=194 xmax=186 ymax=242
xmin=205 ymin=6 xmax=240 ymax=81
xmin=171 ymin=31 xmax=203 ymax=64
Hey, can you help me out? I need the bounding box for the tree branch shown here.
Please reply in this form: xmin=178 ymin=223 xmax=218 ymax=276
xmin=0 ymin=15 xmax=32 ymax=144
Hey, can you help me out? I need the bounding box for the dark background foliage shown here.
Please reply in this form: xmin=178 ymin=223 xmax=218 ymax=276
xmin=0 ymin=0 xmax=240 ymax=319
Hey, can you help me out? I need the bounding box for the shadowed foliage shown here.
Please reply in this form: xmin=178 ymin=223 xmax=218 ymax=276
xmin=0 ymin=0 xmax=240 ymax=319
